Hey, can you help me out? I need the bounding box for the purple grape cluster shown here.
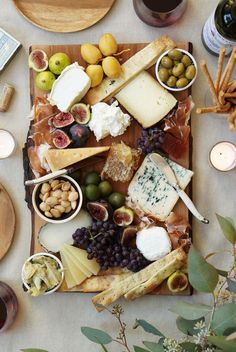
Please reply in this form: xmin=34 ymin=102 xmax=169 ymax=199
xmin=138 ymin=126 xmax=165 ymax=154
xmin=72 ymin=220 xmax=149 ymax=272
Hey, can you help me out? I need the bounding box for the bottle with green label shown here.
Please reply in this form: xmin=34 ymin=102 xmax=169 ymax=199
xmin=202 ymin=0 xmax=236 ymax=55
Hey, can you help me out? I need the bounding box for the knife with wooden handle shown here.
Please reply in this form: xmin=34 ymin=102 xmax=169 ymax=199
xmin=149 ymin=153 xmax=209 ymax=224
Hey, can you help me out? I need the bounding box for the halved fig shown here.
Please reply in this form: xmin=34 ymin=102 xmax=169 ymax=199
xmin=87 ymin=201 xmax=109 ymax=221
xmin=113 ymin=206 xmax=134 ymax=227
xmin=70 ymin=103 xmax=91 ymax=124
xmin=51 ymin=112 xmax=74 ymax=128
xmin=28 ymin=49 xmax=48 ymax=72
xmin=121 ymin=226 xmax=138 ymax=248
xmin=52 ymin=129 xmax=71 ymax=149
xmin=167 ymin=271 xmax=188 ymax=292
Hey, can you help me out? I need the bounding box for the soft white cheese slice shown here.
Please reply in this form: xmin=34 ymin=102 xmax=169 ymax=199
xmin=136 ymin=226 xmax=171 ymax=261
xmin=48 ymin=62 xmax=91 ymax=112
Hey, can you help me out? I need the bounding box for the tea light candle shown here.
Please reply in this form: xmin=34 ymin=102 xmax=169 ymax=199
xmin=209 ymin=142 xmax=236 ymax=171
xmin=0 ymin=129 xmax=15 ymax=159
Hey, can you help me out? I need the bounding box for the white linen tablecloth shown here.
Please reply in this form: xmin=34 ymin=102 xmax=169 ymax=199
xmin=0 ymin=0 xmax=234 ymax=351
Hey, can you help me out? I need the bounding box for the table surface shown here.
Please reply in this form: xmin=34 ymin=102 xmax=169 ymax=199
xmin=1 ymin=0 xmax=235 ymax=351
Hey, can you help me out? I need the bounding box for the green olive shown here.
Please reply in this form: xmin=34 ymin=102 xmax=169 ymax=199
xmin=181 ymin=54 xmax=192 ymax=67
xmin=172 ymin=62 xmax=185 ymax=77
xmin=161 ymin=56 xmax=173 ymax=69
xmin=176 ymin=77 xmax=189 ymax=88
xmin=185 ymin=64 xmax=196 ymax=80
xmin=168 ymin=49 xmax=183 ymax=61
xmin=158 ymin=68 xmax=169 ymax=82
xmin=168 ymin=68 xmax=173 ymax=75
xmin=174 ymin=60 xmax=180 ymax=66
xmin=167 ymin=75 xmax=177 ymax=87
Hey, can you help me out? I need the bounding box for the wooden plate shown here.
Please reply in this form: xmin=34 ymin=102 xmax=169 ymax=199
xmin=0 ymin=184 xmax=15 ymax=261
xmin=13 ymin=0 xmax=116 ymax=33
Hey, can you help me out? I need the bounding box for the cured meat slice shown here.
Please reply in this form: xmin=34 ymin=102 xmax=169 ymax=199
xmin=28 ymin=146 xmax=47 ymax=177
xmin=165 ymin=212 xmax=191 ymax=250
xmin=33 ymin=97 xmax=58 ymax=123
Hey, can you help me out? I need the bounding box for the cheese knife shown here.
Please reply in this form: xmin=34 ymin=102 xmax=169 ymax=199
xmin=149 ymin=153 xmax=209 ymax=224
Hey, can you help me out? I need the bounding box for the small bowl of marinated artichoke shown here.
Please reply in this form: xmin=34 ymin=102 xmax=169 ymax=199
xmin=22 ymin=253 xmax=64 ymax=296
xmin=155 ymin=48 xmax=197 ymax=92
xmin=32 ymin=175 xmax=83 ymax=224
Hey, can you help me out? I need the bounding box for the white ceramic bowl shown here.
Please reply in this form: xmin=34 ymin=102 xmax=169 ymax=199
xmin=32 ymin=175 xmax=83 ymax=224
xmin=22 ymin=252 xmax=64 ymax=295
xmin=155 ymin=48 xmax=198 ymax=92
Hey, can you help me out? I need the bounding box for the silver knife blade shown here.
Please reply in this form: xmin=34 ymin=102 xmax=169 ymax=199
xmin=149 ymin=153 xmax=178 ymax=186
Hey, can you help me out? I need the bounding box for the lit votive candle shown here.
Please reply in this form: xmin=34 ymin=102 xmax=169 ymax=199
xmin=0 ymin=129 xmax=16 ymax=159
xmin=209 ymin=142 xmax=236 ymax=172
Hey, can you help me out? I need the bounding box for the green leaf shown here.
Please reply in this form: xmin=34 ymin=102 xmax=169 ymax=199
xmin=134 ymin=319 xmax=164 ymax=337
xmin=216 ymin=214 xmax=236 ymax=244
xmin=176 ymin=316 xmax=205 ymax=336
xmin=188 ymin=246 xmax=219 ymax=293
xmin=134 ymin=346 xmax=149 ymax=352
xmin=170 ymin=302 xmax=211 ymax=320
xmin=211 ymin=303 xmax=236 ymax=335
xmin=208 ymin=336 xmax=236 ymax=352
xmin=81 ymin=327 xmax=112 ymax=345
xmin=143 ymin=341 xmax=165 ymax=352
xmin=180 ymin=342 xmax=201 ymax=351
xmin=227 ymin=278 xmax=236 ymax=292
xmin=20 ymin=350 xmax=49 ymax=352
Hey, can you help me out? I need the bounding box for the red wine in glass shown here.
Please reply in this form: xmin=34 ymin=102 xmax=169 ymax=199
xmin=0 ymin=282 xmax=18 ymax=332
xmin=133 ymin=0 xmax=188 ymax=27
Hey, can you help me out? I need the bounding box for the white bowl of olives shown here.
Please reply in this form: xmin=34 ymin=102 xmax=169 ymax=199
xmin=155 ymin=48 xmax=197 ymax=92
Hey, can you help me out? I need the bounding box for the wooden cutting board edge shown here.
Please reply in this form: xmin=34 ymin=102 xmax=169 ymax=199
xmin=0 ymin=183 xmax=16 ymax=261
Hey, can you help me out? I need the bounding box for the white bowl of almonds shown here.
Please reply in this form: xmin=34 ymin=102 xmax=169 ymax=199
xmin=32 ymin=175 xmax=83 ymax=224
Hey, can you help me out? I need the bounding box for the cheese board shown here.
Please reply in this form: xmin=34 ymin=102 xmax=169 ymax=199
xmin=13 ymin=0 xmax=116 ymax=33
xmin=0 ymin=183 xmax=16 ymax=261
xmin=23 ymin=37 xmax=195 ymax=302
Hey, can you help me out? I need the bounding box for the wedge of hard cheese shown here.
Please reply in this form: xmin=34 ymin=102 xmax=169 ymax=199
xmin=116 ymin=71 xmax=177 ymax=128
xmin=84 ymin=35 xmax=175 ymax=105
xmin=45 ymin=146 xmax=110 ymax=171
xmin=127 ymin=155 xmax=193 ymax=221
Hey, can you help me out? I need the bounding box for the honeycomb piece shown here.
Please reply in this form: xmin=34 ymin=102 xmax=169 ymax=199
xmin=101 ymin=142 xmax=141 ymax=183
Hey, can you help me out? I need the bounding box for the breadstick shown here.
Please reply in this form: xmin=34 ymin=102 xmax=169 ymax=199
xmin=200 ymin=60 xmax=219 ymax=105
xmin=220 ymin=49 xmax=236 ymax=92
xmin=215 ymin=47 xmax=226 ymax=94
xmin=218 ymin=90 xmax=226 ymax=105
xmin=224 ymin=92 xmax=236 ymax=98
xmin=227 ymin=80 xmax=236 ymax=93
xmin=196 ymin=106 xmax=218 ymax=114
xmin=228 ymin=98 xmax=236 ymax=104
xmin=227 ymin=110 xmax=236 ymax=131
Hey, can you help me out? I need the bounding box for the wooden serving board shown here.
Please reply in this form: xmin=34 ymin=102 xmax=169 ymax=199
xmin=13 ymin=0 xmax=115 ymax=33
xmin=24 ymin=41 xmax=193 ymax=295
xmin=0 ymin=183 xmax=16 ymax=261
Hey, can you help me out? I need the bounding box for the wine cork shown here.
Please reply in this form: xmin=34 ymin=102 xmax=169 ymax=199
xmin=0 ymin=84 xmax=15 ymax=112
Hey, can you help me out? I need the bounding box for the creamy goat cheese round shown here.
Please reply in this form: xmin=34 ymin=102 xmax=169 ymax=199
xmin=136 ymin=226 xmax=171 ymax=261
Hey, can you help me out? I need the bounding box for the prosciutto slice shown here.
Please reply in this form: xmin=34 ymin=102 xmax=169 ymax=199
xmin=165 ymin=212 xmax=191 ymax=250
xmin=161 ymin=96 xmax=193 ymax=159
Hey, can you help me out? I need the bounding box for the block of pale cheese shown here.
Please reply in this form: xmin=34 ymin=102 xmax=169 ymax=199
xmin=115 ymin=71 xmax=177 ymax=128
xmin=45 ymin=146 xmax=110 ymax=171
xmin=48 ymin=62 xmax=91 ymax=112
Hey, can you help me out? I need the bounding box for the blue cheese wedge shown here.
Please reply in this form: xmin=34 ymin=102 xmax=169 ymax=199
xmin=115 ymin=71 xmax=177 ymax=128
xmin=48 ymin=62 xmax=91 ymax=112
xmin=128 ymin=155 xmax=193 ymax=221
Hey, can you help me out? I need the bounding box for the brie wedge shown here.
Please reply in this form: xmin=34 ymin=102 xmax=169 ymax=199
xmin=48 ymin=62 xmax=91 ymax=112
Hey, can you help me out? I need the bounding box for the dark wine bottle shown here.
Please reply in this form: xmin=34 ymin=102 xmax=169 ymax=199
xmin=202 ymin=0 xmax=236 ymax=55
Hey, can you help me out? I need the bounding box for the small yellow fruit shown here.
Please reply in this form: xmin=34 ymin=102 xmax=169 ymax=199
xmin=102 ymin=56 xmax=121 ymax=79
xmin=81 ymin=44 xmax=102 ymax=64
xmin=99 ymin=33 xmax=118 ymax=56
xmin=86 ymin=65 xmax=104 ymax=87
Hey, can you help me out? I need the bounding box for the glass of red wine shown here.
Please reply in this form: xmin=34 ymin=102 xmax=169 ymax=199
xmin=133 ymin=0 xmax=188 ymax=27
xmin=0 ymin=282 xmax=18 ymax=333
